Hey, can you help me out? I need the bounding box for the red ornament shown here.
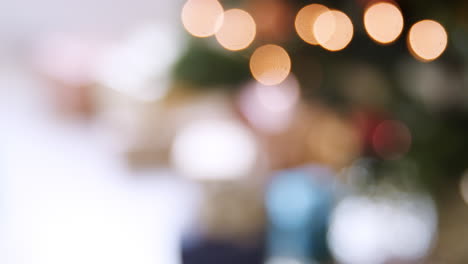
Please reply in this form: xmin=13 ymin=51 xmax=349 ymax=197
xmin=372 ymin=120 xmax=412 ymax=160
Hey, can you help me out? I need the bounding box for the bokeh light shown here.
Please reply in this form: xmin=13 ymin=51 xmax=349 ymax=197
xmin=314 ymin=10 xmax=354 ymax=51
xmin=295 ymin=4 xmax=330 ymax=45
xmin=171 ymin=119 xmax=258 ymax=180
xmin=215 ymin=9 xmax=256 ymax=51
xmin=372 ymin=120 xmax=412 ymax=160
xmin=364 ymin=2 xmax=404 ymax=44
xmin=238 ymin=76 xmax=300 ymax=134
xmin=255 ymin=76 xmax=300 ymax=114
xmin=94 ymin=24 xmax=180 ymax=101
xmin=307 ymin=113 xmax=362 ymax=169
xmin=181 ymin=0 xmax=224 ymax=38
xmin=408 ymin=20 xmax=448 ymax=62
xmin=249 ymin=44 xmax=291 ymax=85
xmin=328 ymin=194 xmax=437 ymax=264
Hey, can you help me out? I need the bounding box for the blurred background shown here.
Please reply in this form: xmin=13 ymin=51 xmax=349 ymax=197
xmin=1 ymin=0 xmax=467 ymax=263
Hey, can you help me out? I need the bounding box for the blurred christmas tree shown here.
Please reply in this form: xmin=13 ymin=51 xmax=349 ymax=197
xmin=173 ymin=0 xmax=468 ymax=191
xmin=174 ymin=0 xmax=468 ymax=262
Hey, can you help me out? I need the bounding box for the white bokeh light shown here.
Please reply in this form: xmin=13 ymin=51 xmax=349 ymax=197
xmin=239 ymin=76 xmax=300 ymax=134
xmin=95 ymin=23 xmax=181 ymax=101
xmin=328 ymin=194 xmax=437 ymax=264
xmin=171 ymin=119 xmax=258 ymax=180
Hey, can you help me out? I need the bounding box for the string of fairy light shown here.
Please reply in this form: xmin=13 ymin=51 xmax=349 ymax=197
xmin=181 ymin=0 xmax=448 ymax=86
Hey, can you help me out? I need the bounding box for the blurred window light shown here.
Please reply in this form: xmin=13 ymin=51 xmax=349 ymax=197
xmin=364 ymin=2 xmax=404 ymax=44
xmin=238 ymin=76 xmax=300 ymax=134
xmin=181 ymin=0 xmax=224 ymax=38
xmin=328 ymin=194 xmax=437 ymax=264
xmin=215 ymin=9 xmax=256 ymax=51
xmin=171 ymin=119 xmax=258 ymax=180
xmin=408 ymin=20 xmax=448 ymax=62
xmin=32 ymin=34 xmax=103 ymax=87
xmin=314 ymin=10 xmax=354 ymax=51
xmin=2 ymin=118 xmax=194 ymax=264
xmin=372 ymin=120 xmax=411 ymax=160
xmin=94 ymin=24 xmax=180 ymax=101
xmin=249 ymin=44 xmax=291 ymax=86
xmin=295 ymin=4 xmax=330 ymax=45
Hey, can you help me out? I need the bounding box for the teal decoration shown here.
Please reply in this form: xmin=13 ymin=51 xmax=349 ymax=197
xmin=265 ymin=165 xmax=336 ymax=262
